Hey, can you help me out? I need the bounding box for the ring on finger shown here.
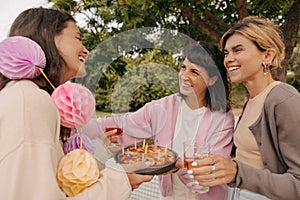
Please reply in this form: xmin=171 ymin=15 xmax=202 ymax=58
xmin=211 ymin=164 xmax=216 ymax=173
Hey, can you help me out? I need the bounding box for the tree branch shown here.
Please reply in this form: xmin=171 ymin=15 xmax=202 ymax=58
xmin=180 ymin=7 xmax=222 ymax=43
xmin=275 ymin=0 xmax=300 ymax=81
xmin=281 ymin=0 xmax=300 ymax=63
xmin=236 ymin=0 xmax=248 ymax=19
xmin=203 ymin=10 xmax=230 ymax=31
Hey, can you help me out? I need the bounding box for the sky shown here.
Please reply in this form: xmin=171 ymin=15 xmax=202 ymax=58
xmin=0 ymin=0 xmax=50 ymax=41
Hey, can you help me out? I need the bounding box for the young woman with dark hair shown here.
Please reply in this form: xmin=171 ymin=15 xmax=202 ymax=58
xmin=0 ymin=7 xmax=152 ymax=199
xmin=84 ymin=42 xmax=234 ymax=200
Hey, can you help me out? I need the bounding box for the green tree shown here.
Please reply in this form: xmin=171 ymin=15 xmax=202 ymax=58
xmin=110 ymin=49 xmax=180 ymax=112
xmin=287 ymin=45 xmax=300 ymax=91
xmin=50 ymin=0 xmax=300 ymax=80
xmin=49 ymin=0 xmax=300 ymax=110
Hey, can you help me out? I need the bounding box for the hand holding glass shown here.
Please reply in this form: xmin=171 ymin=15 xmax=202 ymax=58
xmin=184 ymin=140 xmax=210 ymax=194
xmin=105 ymin=127 xmax=123 ymax=146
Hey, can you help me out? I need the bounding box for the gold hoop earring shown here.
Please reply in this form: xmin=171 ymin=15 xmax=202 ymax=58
xmin=262 ymin=62 xmax=270 ymax=75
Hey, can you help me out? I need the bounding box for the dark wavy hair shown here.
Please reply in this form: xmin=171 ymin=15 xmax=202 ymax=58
xmin=0 ymin=7 xmax=75 ymax=94
xmin=181 ymin=42 xmax=231 ymax=112
xmin=0 ymin=7 xmax=76 ymax=142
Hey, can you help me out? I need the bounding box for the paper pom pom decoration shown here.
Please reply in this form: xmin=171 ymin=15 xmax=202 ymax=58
xmin=0 ymin=36 xmax=46 ymax=79
xmin=63 ymin=133 xmax=95 ymax=155
xmin=51 ymin=82 xmax=95 ymax=128
xmin=57 ymin=149 xmax=100 ymax=197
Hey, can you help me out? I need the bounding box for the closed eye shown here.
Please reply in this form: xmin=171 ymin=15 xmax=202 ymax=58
xmin=223 ymin=50 xmax=228 ymax=56
xmin=191 ymin=69 xmax=200 ymax=75
xmin=234 ymin=48 xmax=242 ymax=53
xmin=232 ymin=44 xmax=244 ymax=54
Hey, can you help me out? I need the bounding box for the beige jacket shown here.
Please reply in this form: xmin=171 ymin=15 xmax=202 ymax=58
xmin=0 ymin=80 xmax=131 ymax=200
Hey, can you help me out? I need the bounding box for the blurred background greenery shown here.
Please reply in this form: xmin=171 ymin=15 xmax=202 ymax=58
xmin=49 ymin=0 xmax=300 ymax=113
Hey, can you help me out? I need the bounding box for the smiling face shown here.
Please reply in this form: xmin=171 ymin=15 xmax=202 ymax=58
xmin=178 ymin=58 xmax=217 ymax=107
xmin=55 ymin=21 xmax=89 ymax=82
xmin=223 ymin=33 xmax=266 ymax=83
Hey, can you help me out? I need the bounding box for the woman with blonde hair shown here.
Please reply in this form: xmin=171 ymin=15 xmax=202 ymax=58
xmin=189 ymin=16 xmax=300 ymax=200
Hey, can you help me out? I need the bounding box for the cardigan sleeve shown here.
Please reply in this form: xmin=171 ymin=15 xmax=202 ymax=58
xmin=195 ymin=110 xmax=234 ymax=200
xmin=208 ymin=110 xmax=235 ymax=158
xmin=89 ymin=99 xmax=164 ymax=146
xmin=82 ymin=101 xmax=156 ymax=166
xmin=69 ymin=165 xmax=132 ymax=200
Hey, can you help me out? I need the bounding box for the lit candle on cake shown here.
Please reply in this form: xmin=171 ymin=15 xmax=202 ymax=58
xmin=142 ymin=139 xmax=146 ymax=149
xmin=126 ymin=148 xmax=130 ymax=157
xmin=157 ymin=149 xmax=161 ymax=160
xmin=145 ymin=144 xmax=148 ymax=154
xmin=122 ymin=144 xmax=125 ymax=154
xmin=142 ymin=151 xmax=144 ymax=162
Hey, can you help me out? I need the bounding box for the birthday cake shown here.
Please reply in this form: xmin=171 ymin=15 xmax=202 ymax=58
xmin=115 ymin=144 xmax=178 ymax=175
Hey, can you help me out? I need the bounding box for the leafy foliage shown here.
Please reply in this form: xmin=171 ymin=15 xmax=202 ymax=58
xmin=80 ymin=48 xmax=181 ymax=112
xmin=287 ymin=46 xmax=300 ymax=91
xmin=50 ymin=0 xmax=300 ymax=111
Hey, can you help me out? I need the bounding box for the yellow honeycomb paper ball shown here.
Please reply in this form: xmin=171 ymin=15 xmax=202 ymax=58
xmin=57 ymin=149 xmax=100 ymax=196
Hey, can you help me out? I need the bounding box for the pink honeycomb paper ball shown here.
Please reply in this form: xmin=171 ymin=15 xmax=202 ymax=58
xmin=51 ymin=82 xmax=95 ymax=128
xmin=0 ymin=36 xmax=46 ymax=79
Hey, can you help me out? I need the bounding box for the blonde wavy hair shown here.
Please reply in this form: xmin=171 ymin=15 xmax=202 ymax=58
xmin=220 ymin=16 xmax=285 ymax=70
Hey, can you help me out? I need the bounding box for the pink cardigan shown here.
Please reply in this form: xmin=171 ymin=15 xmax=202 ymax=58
xmin=92 ymin=94 xmax=234 ymax=199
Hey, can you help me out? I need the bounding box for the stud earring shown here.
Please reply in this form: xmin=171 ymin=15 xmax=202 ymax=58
xmin=262 ymin=62 xmax=270 ymax=75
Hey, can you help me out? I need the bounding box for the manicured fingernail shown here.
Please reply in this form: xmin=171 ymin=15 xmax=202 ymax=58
xmin=189 ymin=175 xmax=194 ymax=179
xmin=193 ymin=180 xmax=199 ymax=186
xmin=187 ymin=182 xmax=194 ymax=187
xmin=187 ymin=170 xmax=193 ymax=174
xmin=191 ymin=161 xmax=197 ymax=166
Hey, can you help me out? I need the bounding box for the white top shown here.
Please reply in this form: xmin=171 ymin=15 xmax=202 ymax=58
xmin=161 ymin=99 xmax=207 ymax=199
